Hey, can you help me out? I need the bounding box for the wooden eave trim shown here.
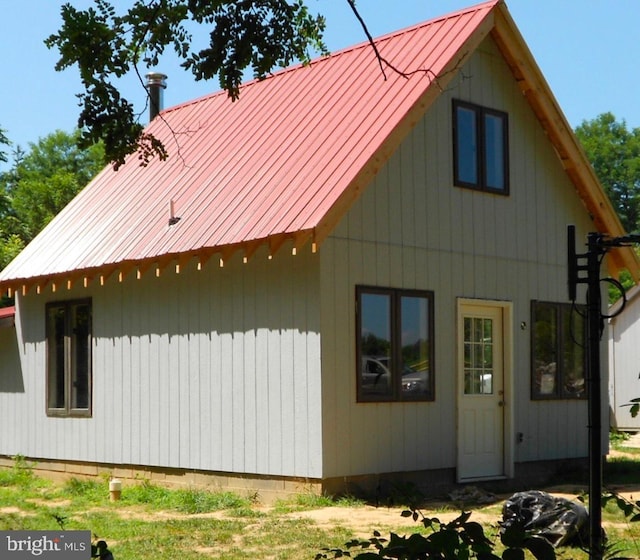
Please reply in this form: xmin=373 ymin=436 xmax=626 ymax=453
xmin=0 ymin=231 xmax=318 ymax=296
xmin=313 ymin=12 xmax=496 ymax=246
xmin=492 ymin=5 xmax=640 ymax=279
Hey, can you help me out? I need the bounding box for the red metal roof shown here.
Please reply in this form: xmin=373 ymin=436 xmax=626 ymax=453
xmin=0 ymin=306 xmax=15 ymax=319
xmin=0 ymin=1 xmax=499 ymax=290
xmin=0 ymin=306 xmax=15 ymax=328
xmin=19 ymin=0 xmax=637 ymax=294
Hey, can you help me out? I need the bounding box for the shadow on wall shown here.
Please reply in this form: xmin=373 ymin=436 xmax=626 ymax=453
xmin=0 ymin=327 xmax=24 ymax=393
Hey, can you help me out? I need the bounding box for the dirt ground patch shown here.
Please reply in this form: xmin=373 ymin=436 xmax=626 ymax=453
xmin=283 ymin=504 xmax=499 ymax=538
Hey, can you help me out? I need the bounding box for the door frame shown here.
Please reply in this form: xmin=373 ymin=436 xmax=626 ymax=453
xmin=456 ymin=298 xmax=514 ymax=482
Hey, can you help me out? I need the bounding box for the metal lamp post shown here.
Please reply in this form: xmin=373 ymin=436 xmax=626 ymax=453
xmin=568 ymin=225 xmax=639 ymax=560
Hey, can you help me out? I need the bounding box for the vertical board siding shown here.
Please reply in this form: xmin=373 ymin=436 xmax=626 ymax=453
xmin=0 ymin=324 xmax=26 ymax=456
xmin=0 ymin=35 xmax=608 ymax=484
xmin=609 ymin=291 xmax=640 ymax=430
xmin=1 ymin=246 xmax=322 ymax=479
xmin=320 ymin=36 xmax=597 ymax=479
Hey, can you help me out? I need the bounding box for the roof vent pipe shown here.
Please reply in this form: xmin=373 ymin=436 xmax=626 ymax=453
xmin=145 ymin=72 xmax=167 ymax=121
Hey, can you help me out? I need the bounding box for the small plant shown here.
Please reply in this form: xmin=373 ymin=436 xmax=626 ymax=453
xmin=173 ymin=488 xmax=250 ymax=514
xmin=274 ymin=491 xmax=364 ymax=514
xmin=603 ymin=492 xmax=640 ymax=522
xmin=0 ymin=455 xmax=37 ymax=488
xmin=120 ymin=478 xmax=173 ymax=508
xmin=316 ymin=507 xmax=557 ymax=559
xmin=64 ymin=477 xmax=106 ymax=502
xmin=610 ymin=430 xmax=631 ymax=447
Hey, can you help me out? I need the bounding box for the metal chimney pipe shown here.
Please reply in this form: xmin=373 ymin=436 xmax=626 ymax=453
xmin=145 ymin=72 xmax=167 ymax=121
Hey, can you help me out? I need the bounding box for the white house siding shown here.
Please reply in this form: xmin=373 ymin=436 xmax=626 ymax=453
xmin=609 ymin=288 xmax=640 ymax=430
xmin=320 ymin=37 xmax=602 ymax=479
xmin=3 ymin=245 xmax=323 ymax=479
xmin=0 ymin=323 xmax=25 ymax=456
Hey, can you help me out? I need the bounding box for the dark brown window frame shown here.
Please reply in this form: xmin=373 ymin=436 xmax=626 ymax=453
xmin=530 ymin=300 xmax=586 ymax=401
xmin=453 ymin=99 xmax=509 ymax=194
xmin=356 ymin=286 xmax=435 ymax=403
xmin=46 ymin=298 xmax=93 ymax=417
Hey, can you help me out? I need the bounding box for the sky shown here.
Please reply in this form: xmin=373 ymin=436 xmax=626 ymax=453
xmin=1 ymin=0 xmax=640 ymax=171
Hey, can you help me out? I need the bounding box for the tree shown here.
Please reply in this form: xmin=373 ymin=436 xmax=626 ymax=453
xmin=575 ymin=112 xmax=640 ymax=233
xmin=0 ymin=127 xmax=9 ymax=165
xmin=45 ymin=0 xmax=328 ymax=169
xmin=0 ymin=130 xmax=105 ymax=267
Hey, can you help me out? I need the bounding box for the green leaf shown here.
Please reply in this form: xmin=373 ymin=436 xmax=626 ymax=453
xmin=501 ymin=549 xmax=525 ymax=560
xmin=500 ymin=523 xmax=527 ymax=548
xmin=47 ymin=0 xmax=327 ymax=167
xmin=524 ymin=536 xmax=556 ymax=560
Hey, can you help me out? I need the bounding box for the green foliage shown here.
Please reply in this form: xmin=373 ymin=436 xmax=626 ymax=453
xmin=317 ymin=508 xmax=556 ymax=560
xmin=609 ymin=268 xmax=635 ymax=304
xmin=575 ymin=113 xmax=640 ymax=233
xmin=120 ymin=478 xmax=251 ymax=513
xmin=172 ymin=487 xmax=250 ymax=513
xmin=0 ymin=127 xmax=9 ymax=164
xmin=622 ymin=397 xmax=640 ymax=418
xmin=46 ymin=0 xmax=327 ymax=168
xmin=0 ymin=455 xmax=39 ymax=489
xmin=0 ymin=233 xmax=24 ymax=271
xmin=602 ymin=491 xmax=640 ymax=523
xmin=63 ymin=477 xmax=107 ymax=504
xmin=274 ymin=491 xmax=364 ymax=514
xmin=609 ymin=430 xmax=631 ymax=447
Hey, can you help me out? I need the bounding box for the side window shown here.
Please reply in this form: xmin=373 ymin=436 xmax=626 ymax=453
xmin=453 ymin=99 xmax=509 ymax=194
xmin=531 ymin=301 xmax=586 ymax=400
xmin=46 ymin=299 xmax=92 ymax=417
xmin=356 ymin=287 xmax=434 ymax=402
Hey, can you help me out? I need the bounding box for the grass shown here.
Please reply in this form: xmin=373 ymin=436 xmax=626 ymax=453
xmin=0 ymin=466 xmax=362 ymax=559
xmin=0 ymin=450 xmax=638 ymax=559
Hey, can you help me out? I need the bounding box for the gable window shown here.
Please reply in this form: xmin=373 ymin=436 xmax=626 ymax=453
xmin=453 ymin=100 xmax=509 ymax=193
xmin=46 ymin=299 xmax=92 ymax=417
xmin=531 ymin=301 xmax=586 ymax=400
xmin=356 ymin=286 xmax=434 ymax=402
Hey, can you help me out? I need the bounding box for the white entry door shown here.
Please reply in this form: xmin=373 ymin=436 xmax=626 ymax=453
xmin=457 ymin=302 xmax=506 ymax=481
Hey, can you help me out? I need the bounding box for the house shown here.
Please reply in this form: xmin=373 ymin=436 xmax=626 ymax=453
xmin=608 ymin=285 xmax=640 ymax=431
xmin=0 ymin=0 xmax=638 ymax=500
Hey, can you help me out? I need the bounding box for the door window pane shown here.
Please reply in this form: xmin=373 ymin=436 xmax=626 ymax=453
xmin=463 ymin=317 xmax=493 ymax=395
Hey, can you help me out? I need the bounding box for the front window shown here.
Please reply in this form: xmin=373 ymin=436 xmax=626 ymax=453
xmin=46 ymin=299 xmax=92 ymax=416
xmin=531 ymin=301 xmax=586 ymax=399
xmin=453 ymin=100 xmax=509 ymax=194
xmin=357 ymin=287 xmax=434 ymax=402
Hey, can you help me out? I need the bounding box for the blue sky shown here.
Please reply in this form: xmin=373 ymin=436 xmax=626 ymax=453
xmin=1 ymin=0 xmax=639 ymax=170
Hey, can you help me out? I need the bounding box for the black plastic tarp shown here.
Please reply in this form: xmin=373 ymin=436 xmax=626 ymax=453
xmin=500 ymin=490 xmax=590 ymax=547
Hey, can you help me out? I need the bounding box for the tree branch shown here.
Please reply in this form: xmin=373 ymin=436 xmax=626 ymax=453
xmin=345 ymin=0 xmax=468 ymax=92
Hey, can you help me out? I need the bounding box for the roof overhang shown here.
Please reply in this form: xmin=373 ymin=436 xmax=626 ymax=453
xmin=0 ymin=230 xmax=317 ymax=298
xmin=490 ymin=2 xmax=640 ymax=280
